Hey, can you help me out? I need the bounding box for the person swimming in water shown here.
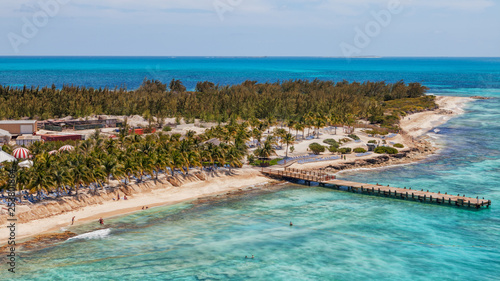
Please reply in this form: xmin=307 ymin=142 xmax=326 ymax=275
xmin=290 ymin=221 xmax=293 ymax=226
xmin=99 ymin=217 xmax=104 ymax=225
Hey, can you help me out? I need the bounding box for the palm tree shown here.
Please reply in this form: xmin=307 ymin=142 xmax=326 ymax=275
xmin=209 ymin=144 xmax=225 ymax=170
xmin=328 ymin=111 xmax=340 ymax=135
xmin=184 ymin=150 xmax=201 ymax=174
xmin=0 ymin=166 xmax=8 ymax=195
xmin=294 ymin=122 xmax=304 ymax=139
xmin=252 ymin=128 xmax=262 ymax=147
xmin=28 ymin=141 xmax=45 ymax=157
xmin=255 ymin=138 xmax=276 ymax=160
xmin=283 ymin=133 xmax=295 ymax=159
xmin=226 ymin=145 xmax=243 ymax=171
xmin=305 ymin=113 xmax=315 ymax=137
xmin=249 ymin=117 xmax=261 ymax=129
xmin=265 ymin=115 xmax=277 ymax=134
xmin=172 ymin=150 xmax=187 ymax=174
xmin=164 ymin=153 xmax=176 ymax=176
xmin=27 ymin=156 xmax=54 ymax=199
xmin=101 ymin=155 xmax=121 ymax=185
xmin=151 ymin=153 xmax=165 ymax=181
xmin=313 ymin=114 xmax=326 ymax=139
xmin=52 ymin=167 xmax=71 ymax=197
xmin=122 ymin=157 xmax=136 ymax=185
xmin=287 ymin=120 xmax=296 ymax=134
xmin=273 ymin=128 xmax=287 ymax=148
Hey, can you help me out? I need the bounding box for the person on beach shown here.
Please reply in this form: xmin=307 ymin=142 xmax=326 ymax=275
xmin=124 ymin=195 xmax=128 ymax=200
xmin=99 ymin=217 xmax=104 ymax=225
xmin=72 ymin=216 xmax=75 ymax=225
xmin=117 ymin=194 xmax=120 ymax=200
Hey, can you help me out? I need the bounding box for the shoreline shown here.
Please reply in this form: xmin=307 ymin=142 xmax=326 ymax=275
xmin=0 ymin=95 xmax=473 ymax=246
xmin=0 ymin=169 xmax=275 ymax=246
xmin=289 ymin=96 xmax=472 ymax=172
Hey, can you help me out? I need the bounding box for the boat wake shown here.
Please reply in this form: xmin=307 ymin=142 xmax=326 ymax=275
xmin=68 ymin=229 xmax=111 ymax=241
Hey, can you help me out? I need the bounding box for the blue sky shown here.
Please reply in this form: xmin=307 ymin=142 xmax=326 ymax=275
xmin=1 ymin=0 xmax=499 ymax=56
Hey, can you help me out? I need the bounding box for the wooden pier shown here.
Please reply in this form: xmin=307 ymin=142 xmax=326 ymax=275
xmin=261 ymin=168 xmax=491 ymax=209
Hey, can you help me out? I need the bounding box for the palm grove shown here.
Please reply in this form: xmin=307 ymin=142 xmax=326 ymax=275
xmin=0 ymin=79 xmax=432 ymax=198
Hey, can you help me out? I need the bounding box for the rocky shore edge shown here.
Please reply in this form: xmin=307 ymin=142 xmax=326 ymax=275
xmin=320 ymin=139 xmax=436 ymax=173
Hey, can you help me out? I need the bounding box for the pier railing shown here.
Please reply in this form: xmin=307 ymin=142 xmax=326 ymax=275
xmin=261 ymin=168 xmax=491 ymax=209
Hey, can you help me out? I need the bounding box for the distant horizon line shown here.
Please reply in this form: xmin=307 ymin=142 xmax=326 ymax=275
xmin=1 ymin=55 xmax=499 ymax=59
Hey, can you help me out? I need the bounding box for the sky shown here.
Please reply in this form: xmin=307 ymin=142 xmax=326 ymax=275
xmin=0 ymin=0 xmax=499 ymax=57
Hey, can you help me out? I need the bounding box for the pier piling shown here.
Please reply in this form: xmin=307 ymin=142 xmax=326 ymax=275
xmin=261 ymin=168 xmax=491 ymax=209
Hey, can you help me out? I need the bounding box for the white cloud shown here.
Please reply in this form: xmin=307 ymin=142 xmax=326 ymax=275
xmin=1 ymin=0 xmax=495 ymax=18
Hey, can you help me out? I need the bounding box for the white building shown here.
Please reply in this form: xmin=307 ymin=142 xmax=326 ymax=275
xmin=15 ymin=135 xmax=42 ymax=146
xmin=0 ymin=129 xmax=12 ymax=145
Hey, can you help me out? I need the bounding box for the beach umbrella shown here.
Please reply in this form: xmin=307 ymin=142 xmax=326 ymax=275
xmin=12 ymin=147 xmax=30 ymax=159
xmin=48 ymin=150 xmax=58 ymax=155
xmin=59 ymin=145 xmax=74 ymax=152
xmin=18 ymin=160 xmax=33 ymax=168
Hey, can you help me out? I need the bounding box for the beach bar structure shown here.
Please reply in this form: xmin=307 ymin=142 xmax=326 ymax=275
xmin=0 ymin=120 xmax=38 ymax=135
xmin=16 ymin=135 xmax=42 ymax=146
xmin=39 ymin=134 xmax=83 ymax=142
xmin=39 ymin=118 xmax=120 ymax=131
xmin=261 ymin=168 xmax=491 ymax=209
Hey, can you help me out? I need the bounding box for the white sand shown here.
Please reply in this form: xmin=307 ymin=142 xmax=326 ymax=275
xmin=278 ymin=95 xmax=472 ymax=170
xmin=0 ymin=168 xmax=270 ymax=244
xmin=400 ymin=96 xmax=472 ymax=137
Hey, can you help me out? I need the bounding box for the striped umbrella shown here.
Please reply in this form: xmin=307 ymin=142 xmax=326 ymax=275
xmin=58 ymin=145 xmax=74 ymax=152
xmin=12 ymin=147 xmax=30 ymax=159
xmin=48 ymin=150 xmax=58 ymax=155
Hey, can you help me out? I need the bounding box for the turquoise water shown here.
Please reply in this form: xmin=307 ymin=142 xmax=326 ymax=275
xmin=2 ymin=57 xmax=500 ymax=280
xmin=1 ymin=57 xmax=499 ymax=91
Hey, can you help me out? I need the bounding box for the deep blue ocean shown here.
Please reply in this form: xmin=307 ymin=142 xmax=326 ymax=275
xmin=2 ymin=57 xmax=500 ymax=280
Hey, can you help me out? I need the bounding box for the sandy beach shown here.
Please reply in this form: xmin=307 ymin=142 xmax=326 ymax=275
xmin=1 ymin=169 xmax=272 ymax=245
xmin=400 ymin=96 xmax=473 ymax=138
xmin=0 ymin=95 xmax=473 ymax=246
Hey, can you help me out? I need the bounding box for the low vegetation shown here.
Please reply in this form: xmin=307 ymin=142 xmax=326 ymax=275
xmin=251 ymin=158 xmax=283 ymax=167
xmin=353 ymin=147 xmax=367 ymax=153
xmin=309 ymin=143 xmax=326 ymax=155
xmin=393 ymin=143 xmax=404 ymax=148
xmin=374 ymin=146 xmax=398 ymax=154
xmin=323 ymin=139 xmax=339 ymax=148
xmin=383 ymin=95 xmax=437 ymax=116
xmin=348 ymin=134 xmax=360 ymax=140
xmin=338 ymin=147 xmax=352 ymax=154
